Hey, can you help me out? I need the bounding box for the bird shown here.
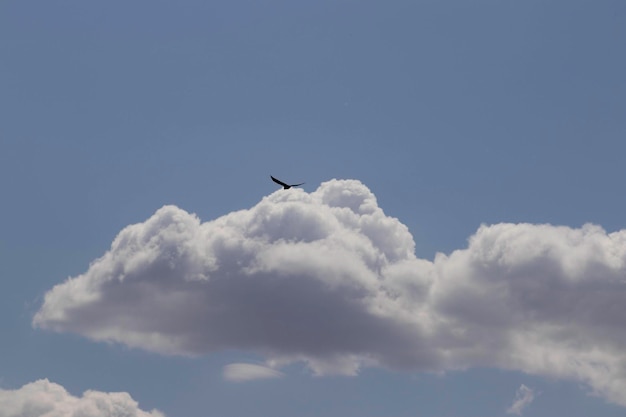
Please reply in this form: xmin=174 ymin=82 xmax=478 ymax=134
xmin=271 ymin=175 xmax=305 ymax=189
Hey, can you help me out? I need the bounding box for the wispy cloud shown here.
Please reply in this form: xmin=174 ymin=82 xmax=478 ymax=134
xmin=0 ymin=379 xmax=164 ymax=417
xmin=507 ymin=384 xmax=536 ymax=415
xmin=34 ymin=179 xmax=626 ymax=406
xmin=223 ymin=363 xmax=285 ymax=382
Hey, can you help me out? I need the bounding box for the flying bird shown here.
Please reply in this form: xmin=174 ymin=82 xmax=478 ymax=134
xmin=271 ymin=175 xmax=305 ymax=189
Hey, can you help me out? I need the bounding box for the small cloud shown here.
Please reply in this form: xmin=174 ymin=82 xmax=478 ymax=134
xmin=0 ymin=379 xmax=164 ymax=417
xmin=223 ymin=363 xmax=285 ymax=382
xmin=507 ymin=384 xmax=536 ymax=415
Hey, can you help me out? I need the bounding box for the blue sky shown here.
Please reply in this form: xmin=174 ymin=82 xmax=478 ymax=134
xmin=1 ymin=1 xmax=625 ymax=416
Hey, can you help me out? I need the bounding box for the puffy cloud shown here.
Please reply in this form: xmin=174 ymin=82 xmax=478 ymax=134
xmin=0 ymin=379 xmax=164 ymax=417
xmin=34 ymin=179 xmax=626 ymax=406
xmin=222 ymin=363 xmax=284 ymax=382
xmin=506 ymin=384 xmax=536 ymax=415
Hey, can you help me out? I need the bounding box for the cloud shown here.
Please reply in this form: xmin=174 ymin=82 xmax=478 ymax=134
xmin=0 ymin=379 xmax=164 ymax=417
xmin=506 ymin=384 xmax=536 ymax=415
xmin=223 ymin=363 xmax=285 ymax=382
xmin=34 ymin=179 xmax=626 ymax=406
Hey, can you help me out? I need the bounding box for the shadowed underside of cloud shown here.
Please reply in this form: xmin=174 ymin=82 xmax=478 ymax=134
xmin=34 ymin=179 xmax=626 ymax=406
xmin=0 ymin=379 xmax=164 ymax=417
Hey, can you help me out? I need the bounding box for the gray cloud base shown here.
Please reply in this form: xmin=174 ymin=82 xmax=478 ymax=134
xmin=34 ymin=179 xmax=626 ymax=406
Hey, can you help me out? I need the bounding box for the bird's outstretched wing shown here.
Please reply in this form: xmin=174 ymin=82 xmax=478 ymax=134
xmin=271 ymin=176 xmax=289 ymax=188
xmin=291 ymin=182 xmax=305 ymax=187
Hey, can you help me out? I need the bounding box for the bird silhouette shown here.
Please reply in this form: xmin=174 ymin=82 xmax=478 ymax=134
xmin=271 ymin=175 xmax=305 ymax=189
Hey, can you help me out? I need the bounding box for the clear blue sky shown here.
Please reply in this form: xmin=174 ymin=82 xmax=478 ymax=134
xmin=1 ymin=1 xmax=625 ymax=416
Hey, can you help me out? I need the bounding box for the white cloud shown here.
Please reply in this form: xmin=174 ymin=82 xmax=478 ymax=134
xmin=0 ymin=379 xmax=164 ymax=417
xmin=34 ymin=179 xmax=626 ymax=406
xmin=223 ymin=363 xmax=285 ymax=382
xmin=506 ymin=384 xmax=536 ymax=415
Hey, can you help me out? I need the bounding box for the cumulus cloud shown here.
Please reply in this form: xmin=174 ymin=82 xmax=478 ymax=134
xmin=0 ymin=379 xmax=164 ymax=417
xmin=223 ymin=363 xmax=284 ymax=382
xmin=34 ymin=179 xmax=626 ymax=406
xmin=506 ymin=384 xmax=536 ymax=415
